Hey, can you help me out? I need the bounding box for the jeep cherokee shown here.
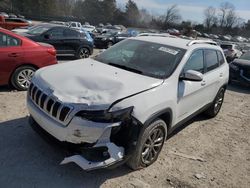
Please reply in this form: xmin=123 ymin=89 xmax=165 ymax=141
xmin=27 ymin=36 xmax=229 ymax=170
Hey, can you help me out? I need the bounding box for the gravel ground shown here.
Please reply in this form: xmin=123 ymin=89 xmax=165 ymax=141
xmin=0 ymin=58 xmax=249 ymax=187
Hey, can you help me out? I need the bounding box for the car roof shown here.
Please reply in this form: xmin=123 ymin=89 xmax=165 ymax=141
xmin=133 ymin=36 xmax=220 ymax=50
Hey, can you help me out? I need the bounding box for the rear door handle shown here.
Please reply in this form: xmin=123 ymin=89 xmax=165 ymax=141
xmin=219 ymin=73 xmax=223 ymax=77
xmin=8 ymin=53 xmax=18 ymax=57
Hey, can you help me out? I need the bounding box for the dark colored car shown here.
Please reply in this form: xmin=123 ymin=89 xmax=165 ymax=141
xmin=0 ymin=28 xmax=57 ymax=90
xmin=229 ymin=51 xmax=250 ymax=86
xmin=94 ymin=32 xmax=132 ymax=49
xmin=22 ymin=24 xmax=93 ymax=59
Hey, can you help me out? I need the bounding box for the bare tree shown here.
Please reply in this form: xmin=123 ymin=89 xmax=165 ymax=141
xmin=162 ymin=4 xmax=181 ymax=28
xmin=204 ymin=6 xmax=217 ymax=30
xmin=219 ymin=2 xmax=238 ymax=28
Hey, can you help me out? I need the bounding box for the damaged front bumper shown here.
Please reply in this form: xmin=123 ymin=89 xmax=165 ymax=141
xmin=27 ymin=98 xmax=140 ymax=170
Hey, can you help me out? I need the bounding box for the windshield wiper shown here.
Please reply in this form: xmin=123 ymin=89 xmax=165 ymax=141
xmin=108 ymin=63 xmax=143 ymax=74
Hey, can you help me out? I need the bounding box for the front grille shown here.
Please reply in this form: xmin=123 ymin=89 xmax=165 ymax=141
xmin=29 ymin=83 xmax=73 ymax=123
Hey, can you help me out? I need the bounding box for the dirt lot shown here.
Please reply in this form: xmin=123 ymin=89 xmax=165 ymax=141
xmin=0 ymin=79 xmax=249 ymax=187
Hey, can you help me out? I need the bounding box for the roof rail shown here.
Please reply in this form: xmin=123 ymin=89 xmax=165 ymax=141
xmin=138 ymin=33 xmax=176 ymax=38
xmin=187 ymin=40 xmax=217 ymax=46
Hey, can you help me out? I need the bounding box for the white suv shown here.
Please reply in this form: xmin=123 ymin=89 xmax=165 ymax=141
xmin=27 ymin=36 xmax=229 ymax=170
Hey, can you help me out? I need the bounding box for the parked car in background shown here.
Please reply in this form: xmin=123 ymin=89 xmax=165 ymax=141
xmin=220 ymin=35 xmax=232 ymax=41
xmin=229 ymin=51 xmax=250 ymax=86
xmin=0 ymin=28 xmax=57 ymax=90
xmin=167 ymin=28 xmax=180 ymax=36
xmin=220 ymin=43 xmax=243 ymax=62
xmin=12 ymin=25 xmax=40 ymax=33
xmin=82 ymin=24 xmax=95 ymax=32
xmin=0 ymin=15 xmax=29 ymax=30
xmin=94 ymin=32 xmax=117 ymax=48
xmin=94 ymin=32 xmax=132 ymax=48
xmin=8 ymin=13 xmax=17 ymax=18
xmin=67 ymin=21 xmax=82 ymax=30
xmin=0 ymin=12 xmax=8 ymax=18
xmin=27 ymin=37 xmax=228 ymax=171
xmin=21 ymin=24 xmax=93 ymax=59
xmin=49 ymin=21 xmax=66 ymax=25
xmin=202 ymin=33 xmax=210 ymax=38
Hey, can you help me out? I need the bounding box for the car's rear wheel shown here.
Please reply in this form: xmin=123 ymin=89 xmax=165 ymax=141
xmin=126 ymin=119 xmax=167 ymax=170
xmin=204 ymin=87 xmax=225 ymax=118
xmin=11 ymin=66 xmax=36 ymax=91
xmin=76 ymin=47 xmax=90 ymax=59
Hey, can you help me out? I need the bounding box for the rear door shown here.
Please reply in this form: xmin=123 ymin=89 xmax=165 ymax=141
xmin=0 ymin=31 xmax=23 ymax=85
xmin=203 ymin=49 xmax=222 ymax=102
xmin=44 ymin=27 xmax=64 ymax=54
xmin=63 ymin=28 xmax=81 ymax=55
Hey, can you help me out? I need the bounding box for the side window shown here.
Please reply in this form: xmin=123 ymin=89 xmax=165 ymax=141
xmin=204 ymin=50 xmax=219 ymax=72
xmin=183 ymin=50 xmax=204 ymax=73
xmin=63 ymin=29 xmax=80 ymax=38
xmin=77 ymin=23 xmax=81 ymax=28
xmin=71 ymin=23 xmax=76 ymax=27
xmin=0 ymin=32 xmax=21 ymax=47
xmin=217 ymin=51 xmax=225 ymax=65
xmin=48 ymin=28 xmax=64 ymax=38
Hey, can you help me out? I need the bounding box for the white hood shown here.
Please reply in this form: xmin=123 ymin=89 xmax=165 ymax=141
xmin=34 ymin=58 xmax=163 ymax=108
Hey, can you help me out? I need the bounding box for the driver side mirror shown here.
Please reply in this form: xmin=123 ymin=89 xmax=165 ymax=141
xmin=180 ymin=70 xmax=203 ymax=82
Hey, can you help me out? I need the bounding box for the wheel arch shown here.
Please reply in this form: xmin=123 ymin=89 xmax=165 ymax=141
xmin=144 ymin=108 xmax=173 ymax=133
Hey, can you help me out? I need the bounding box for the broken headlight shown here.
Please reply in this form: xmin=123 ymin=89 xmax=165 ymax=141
xmin=76 ymin=107 xmax=133 ymax=123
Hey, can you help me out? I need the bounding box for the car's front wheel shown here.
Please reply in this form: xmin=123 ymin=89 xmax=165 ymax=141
xmin=126 ymin=119 xmax=167 ymax=170
xmin=11 ymin=65 xmax=36 ymax=91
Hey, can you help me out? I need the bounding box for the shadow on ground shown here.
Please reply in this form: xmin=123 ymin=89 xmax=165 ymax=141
xmin=0 ymin=85 xmax=13 ymax=92
xmin=227 ymin=84 xmax=250 ymax=94
xmin=0 ymin=117 xmax=132 ymax=187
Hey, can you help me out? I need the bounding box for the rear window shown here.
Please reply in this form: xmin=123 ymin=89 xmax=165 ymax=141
xmin=0 ymin=32 xmax=21 ymax=47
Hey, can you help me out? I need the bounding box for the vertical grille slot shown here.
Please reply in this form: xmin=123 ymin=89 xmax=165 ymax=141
xmin=52 ymin=102 xmax=61 ymax=117
xmin=59 ymin=107 xmax=71 ymax=121
xmin=40 ymin=94 xmax=47 ymax=109
xmin=36 ymin=90 xmax=42 ymax=105
xmin=32 ymin=86 xmax=37 ymax=100
xmin=47 ymin=99 xmax=54 ymax=112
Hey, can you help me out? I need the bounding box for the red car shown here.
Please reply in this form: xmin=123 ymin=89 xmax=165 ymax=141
xmin=0 ymin=28 xmax=57 ymax=90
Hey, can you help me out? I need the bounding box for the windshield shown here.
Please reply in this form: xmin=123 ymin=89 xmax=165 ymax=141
xmin=94 ymin=39 xmax=186 ymax=79
xmin=240 ymin=52 xmax=250 ymax=61
xmin=27 ymin=26 xmax=51 ymax=35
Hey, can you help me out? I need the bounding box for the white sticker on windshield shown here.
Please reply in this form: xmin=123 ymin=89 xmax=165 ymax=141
xmin=158 ymin=47 xmax=179 ymax=55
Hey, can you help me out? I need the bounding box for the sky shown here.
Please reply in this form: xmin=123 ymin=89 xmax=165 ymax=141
xmin=116 ymin=0 xmax=250 ymax=23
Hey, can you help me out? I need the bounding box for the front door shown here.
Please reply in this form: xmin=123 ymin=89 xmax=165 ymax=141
xmin=177 ymin=49 xmax=208 ymax=122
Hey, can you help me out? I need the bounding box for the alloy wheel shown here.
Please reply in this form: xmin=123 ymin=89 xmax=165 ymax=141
xmin=141 ymin=127 xmax=165 ymax=165
xmin=17 ymin=69 xmax=34 ymax=89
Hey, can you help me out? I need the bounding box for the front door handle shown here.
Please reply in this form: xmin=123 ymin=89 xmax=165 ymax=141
xmin=219 ymin=73 xmax=223 ymax=77
xmin=201 ymin=81 xmax=206 ymax=86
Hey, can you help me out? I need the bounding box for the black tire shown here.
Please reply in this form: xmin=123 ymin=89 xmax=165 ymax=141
xmin=107 ymin=41 xmax=113 ymax=48
xmin=204 ymin=87 xmax=225 ymax=118
xmin=11 ymin=65 xmax=36 ymax=91
xmin=76 ymin=47 xmax=90 ymax=59
xmin=126 ymin=119 xmax=167 ymax=170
